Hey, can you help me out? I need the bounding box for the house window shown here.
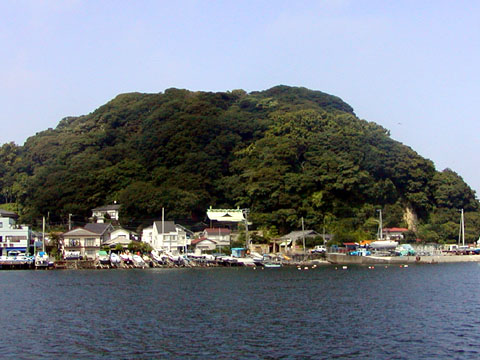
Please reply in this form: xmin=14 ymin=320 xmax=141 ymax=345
xmin=85 ymin=238 xmax=96 ymax=247
xmin=6 ymin=236 xmax=26 ymax=243
xmin=69 ymin=239 xmax=80 ymax=247
xmin=0 ymin=222 xmax=3 ymax=228
xmin=0 ymin=236 xmax=2 ymax=242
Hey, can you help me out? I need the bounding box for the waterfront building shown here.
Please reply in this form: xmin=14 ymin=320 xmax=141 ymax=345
xmin=277 ymin=230 xmax=320 ymax=253
xmin=0 ymin=209 xmax=31 ymax=256
xmin=62 ymin=227 xmax=101 ymax=260
xmin=191 ymin=237 xmax=217 ymax=252
xmin=142 ymin=220 xmax=189 ymax=254
xmin=382 ymin=227 xmax=409 ymax=241
xmin=103 ymin=227 xmax=137 ymax=249
xmin=201 ymin=228 xmax=231 ymax=247
xmin=84 ymin=223 xmax=114 ymax=244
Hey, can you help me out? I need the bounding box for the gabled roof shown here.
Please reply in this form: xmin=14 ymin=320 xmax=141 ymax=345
xmin=63 ymin=227 xmax=100 ymax=237
xmin=84 ymin=223 xmax=113 ymax=235
xmin=279 ymin=230 xmax=319 ymax=240
xmin=153 ymin=221 xmax=177 ymax=233
xmin=191 ymin=237 xmax=217 ymax=245
xmin=0 ymin=209 xmax=18 ymax=219
xmin=92 ymin=204 xmax=121 ymax=211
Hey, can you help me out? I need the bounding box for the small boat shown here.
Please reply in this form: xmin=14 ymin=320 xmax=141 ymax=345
xmin=132 ymin=254 xmax=146 ymax=268
xmin=263 ymin=263 xmax=282 ymax=268
xmin=97 ymin=250 xmax=110 ymax=265
xmin=110 ymin=252 xmax=121 ymax=265
xmin=35 ymin=251 xmax=50 ymax=268
xmin=119 ymin=252 xmax=133 ymax=265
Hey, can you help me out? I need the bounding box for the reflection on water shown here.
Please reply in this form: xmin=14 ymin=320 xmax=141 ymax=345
xmin=1 ymin=264 xmax=479 ymax=359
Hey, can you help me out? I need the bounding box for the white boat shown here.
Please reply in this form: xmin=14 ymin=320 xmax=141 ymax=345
xmin=110 ymin=252 xmax=121 ymax=265
xmin=119 ymin=253 xmax=133 ymax=264
xmin=97 ymin=250 xmax=110 ymax=265
xmin=236 ymin=257 xmax=256 ymax=266
xmin=35 ymin=251 xmax=50 ymax=268
xmin=132 ymin=254 xmax=147 ymax=268
xmin=370 ymin=240 xmax=398 ymax=250
xmin=263 ymin=262 xmax=282 ymax=268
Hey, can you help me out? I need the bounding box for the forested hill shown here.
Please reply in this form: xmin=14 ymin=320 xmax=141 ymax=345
xmin=0 ymin=85 xmax=478 ymax=243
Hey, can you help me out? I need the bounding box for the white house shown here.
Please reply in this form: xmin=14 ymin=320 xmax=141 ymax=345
xmin=382 ymin=228 xmax=409 ymax=241
xmin=202 ymin=228 xmax=231 ymax=247
xmin=191 ymin=237 xmax=217 ymax=252
xmin=0 ymin=209 xmax=31 ymax=256
xmin=62 ymin=227 xmax=101 ymax=260
xmin=91 ymin=204 xmax=121 ymax=223
xmin=103 ymin=227 xmax=137 ymax=249
xmin=142 ymin=221 xmax=189 ymax=254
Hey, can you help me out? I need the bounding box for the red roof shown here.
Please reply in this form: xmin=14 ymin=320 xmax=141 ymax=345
xmin=343 ymin=242 xmax=357 ymax=246
xmin=383 ymin=228 xmax=408 ymax=233
xmin=191 ymin=237 xmax=217 ymax=245
xmin=204 ymin=228 xmax=231 ymax=235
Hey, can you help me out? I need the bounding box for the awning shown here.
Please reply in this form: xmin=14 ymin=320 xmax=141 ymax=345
xmin=6 ymin=247 xmax=26 ymax=251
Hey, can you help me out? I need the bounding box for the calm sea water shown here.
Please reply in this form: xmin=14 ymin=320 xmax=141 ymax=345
xmin=1 ymin=263 xmax=480 ymax=359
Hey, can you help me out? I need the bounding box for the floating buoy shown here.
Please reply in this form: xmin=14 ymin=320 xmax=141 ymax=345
xmin=297 ymin=267 xmax=302 ymax=270
xmin=342 ymin=266 xmax=348 ymax=270
xmin=404 ymin=265 xmax=408 ymax=268
xmin=304 ymin=266 xmax=309 ymax=270
xmin=335 ymin=267 xmax=338 ymax=270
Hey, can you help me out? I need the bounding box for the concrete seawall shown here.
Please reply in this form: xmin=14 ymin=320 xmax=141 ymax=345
xmin=326 ymin=253 xmax=480 ymax=265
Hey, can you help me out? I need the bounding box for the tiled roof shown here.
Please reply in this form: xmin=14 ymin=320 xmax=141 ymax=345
xmin=191 ymin=237 xmax=216 ymax=245
xmin=0 ymin=209 xmax=18 ymax=218
xmin=62 ymin=227 xmax=99 ymax=237
xmin=153 ymin=221 xmax=177 ymax=233
xmin=85 ymin=223 xmax=113 ymax=235
xmin=92 ymin=204 xmax=121 ymax=211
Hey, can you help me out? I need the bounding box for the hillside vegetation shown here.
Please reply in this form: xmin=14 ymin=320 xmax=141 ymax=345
xmin=0 ymin=86 xmax=478 ymax=243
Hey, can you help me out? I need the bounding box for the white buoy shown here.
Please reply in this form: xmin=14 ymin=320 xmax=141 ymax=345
xmin=342 ymin=266 xmax=348 ymax=270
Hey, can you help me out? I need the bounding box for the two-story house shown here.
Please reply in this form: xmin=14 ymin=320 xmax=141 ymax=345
xmin=91 ymin=204 xmax=121 ymax=223
xmin=62 ymin=227 xmax=101 ymax=260
xmin=0 ymin=209 xmax=31 ymax=256
xmin=142 ymin=220 xmax=189 ymax=254
xmin=202 ymin=228 xmax=231 ymax=248
xmin=84 ymin=223 xmax=114 ymax=244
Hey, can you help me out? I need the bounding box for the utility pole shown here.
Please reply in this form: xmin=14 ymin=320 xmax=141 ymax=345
xmin=42 ymin=216 xmax=46 ymax=253
xmin=459 ymin=208 xmax=465 ymax=246
xmin=302 ymin=217 xmax=306 ymax=256
xmin=243 ymin=209 xmax=250 ymax=250
xmin=68 ymin=213 xmax=72 ymax=231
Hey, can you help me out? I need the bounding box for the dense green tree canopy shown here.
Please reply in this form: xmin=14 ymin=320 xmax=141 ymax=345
xmin=0 ymin=85 xmax=478 ymax=241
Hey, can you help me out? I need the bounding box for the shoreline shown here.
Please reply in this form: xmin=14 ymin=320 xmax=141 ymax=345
xmin=326 ymin=253 xmax=480 ymax=265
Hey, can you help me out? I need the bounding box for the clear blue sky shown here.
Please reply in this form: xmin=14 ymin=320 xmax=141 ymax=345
xmin=1 ymin=1 xmax=479 ymax=194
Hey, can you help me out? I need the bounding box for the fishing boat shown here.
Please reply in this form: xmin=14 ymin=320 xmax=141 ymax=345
xmin=35 ymin=251 xmax=50 ymax=268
